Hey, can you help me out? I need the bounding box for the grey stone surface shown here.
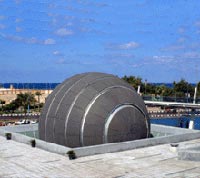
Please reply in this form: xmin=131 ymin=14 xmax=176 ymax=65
xmin=0 ymin=124 xmax=38 ymax=133
xmin=178 ymin=142 xmax=200 ymax=161
xmin=2 ymin=135 xmax=200 ymax=177
xmin=2 ymin=124 xmax=200 ymax=158
xmin=39 ymin=72 xmax=150 ymax=147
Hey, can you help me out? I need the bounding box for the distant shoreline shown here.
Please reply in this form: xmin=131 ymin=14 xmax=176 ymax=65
xmin=0 ymin=83 xmax=60 ymax=90
xmin=0 ymin=82 xmax=197 ymax=90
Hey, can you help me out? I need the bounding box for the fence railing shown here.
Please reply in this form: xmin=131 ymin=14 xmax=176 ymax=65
xmin=143 ymin=95 xmax=200 ymax=103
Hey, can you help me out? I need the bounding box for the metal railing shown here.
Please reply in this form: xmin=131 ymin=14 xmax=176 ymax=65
xmin=143 ymin=95 xmax=200 ymax=104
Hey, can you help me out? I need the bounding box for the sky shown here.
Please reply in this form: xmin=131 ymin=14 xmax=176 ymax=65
xmin=0 ymin=0 xmax=200 ymax=83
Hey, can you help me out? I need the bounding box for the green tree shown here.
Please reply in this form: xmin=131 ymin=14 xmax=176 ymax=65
xmin=154 ymin=85 xmax=173 ymax=96
xmin=0 ymin=99 xmax=5 ymax=106
xmin=0 ymin=99 xmax=5 ymax=113
xmin=13 ymin=93 xmax=36 ymax=113
xmin=162 ymin=87 xmax=173 ymax=96
xmin=173 ymin=79 xmax=194 ymax=97
xmin=122 ymin=75 xmax=196 ymax=100
xmin=155 ymin=85 xmax=165 ymax=95
xmin=35 ymin=91 xmax=42 ymax=111
xmin=197 ymin=82 xmax=200 ymax=96
xmin=144 ymin=83 xmax=156 ymax=95
xmin=2 ymin=99 xmax=18 ymax=113
xmin=122 ymin=75 xmax=142 ymax=90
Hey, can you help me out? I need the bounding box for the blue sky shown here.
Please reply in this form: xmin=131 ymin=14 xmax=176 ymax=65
xmin=0 ymin=0 xmax=200 ymax=83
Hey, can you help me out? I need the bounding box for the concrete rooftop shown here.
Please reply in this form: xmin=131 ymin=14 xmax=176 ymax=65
xmin=1 ymin=135 xmax=200 ymax=178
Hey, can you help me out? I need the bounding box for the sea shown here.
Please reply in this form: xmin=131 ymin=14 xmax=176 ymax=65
xmin=0 ymin=83 xmax=174 ymax=90
xmin=151 ymin=117 xmax=200 ymax=130
xmin=0 ymin=82 xmax=196 ymax=90
xmin=0 ymin=83 xmax=60 ymax=90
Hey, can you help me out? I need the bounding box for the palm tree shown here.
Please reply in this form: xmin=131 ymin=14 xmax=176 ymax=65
xmin=0 ymin=99 xmax=5 ymax=106
xmin=0 ymin=99 xmax=5 ymax=112
xmin=14 ymin=93 xmax=36 ymax=113
xmin=35 ymin=91 xmax=42 ymax=112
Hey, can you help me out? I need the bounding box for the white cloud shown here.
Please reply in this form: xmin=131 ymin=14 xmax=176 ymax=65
xmin=26 ymin=37 xmax=38 ymax=44
xmin=15 ymin=18 xmax=23 ymax=23
xmin=0 ymin=32 xmax=56 ymax=45
xmin=178 ymin=27 xmax=185 ymax=34
xmin=44 ymin=38 xmax=55 ymax=45
xmin=161 ymin=44 xmax=185 ymax=51
xmin=118 ymin=42 xmax=140 ymax=49
xmin=53 ymin=51 xmax=63 ymax=56
xmin=9 ymin=36 xmax=40 ymax=44
xmin=153 ymin=55 xmax=175 ymax=63
xmin=5 ymin=34 xmax=23 ymax=42
xmin=55 ymin=28 xmax=74 ymax=36
xmin=16 ymin=27 xmax=22 ymax=32
xmin=182 ymin=52 xmax=200 ymax=59
xmin=0 ymin=24 xmax=5 ymax=29
xmin=55 ymin=58 xmax=81 ymax=65
xmin=48 ymin=3 xmax=57 ymax=9
xmin=0 ymin=15 xmax=6 ymax=20
xmin=104 ymin=53 xmax=135 ymax=60
xmin=107 ymin=41 xmax=140 ymax=50
xmin=131 ymin=63 xmax=145 ymax=68
xmin=195 ymin=21 xmax=200 ymax=27
xmin=53 ymin=51 xmax=60 ymax=55
xmin=15 ymin=0 xmax=22 ymax=4
xmin=149 ymin=52 xmax=200 ymax=67
xmin=177 ymin=37 xmax=186 ymax=43
xmin=56 ymin=58 xmax=66 ymax=64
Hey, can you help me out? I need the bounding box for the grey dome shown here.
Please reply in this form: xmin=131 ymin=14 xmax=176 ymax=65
xmin=39 ymin=72 xmax=150 ymax=147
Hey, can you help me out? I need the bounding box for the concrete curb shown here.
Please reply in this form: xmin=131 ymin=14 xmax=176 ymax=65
xmin=0 ymin=129 xmax=71 ymax=155
xmin=74 ymin=132 xmax=200 ymax=157
xmin=1 ymin=124 xmax=200 ymax=158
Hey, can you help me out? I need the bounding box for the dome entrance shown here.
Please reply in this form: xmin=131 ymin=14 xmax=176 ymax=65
xmin=105 ymin=104 xmax=148 ymax=143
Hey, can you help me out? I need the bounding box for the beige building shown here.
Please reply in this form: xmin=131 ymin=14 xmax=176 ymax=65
xmin=0 ymin=85 xmax=52 ymax=104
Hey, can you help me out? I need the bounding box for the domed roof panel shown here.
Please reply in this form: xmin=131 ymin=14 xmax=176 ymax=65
xmin=39 ymin=72 xmax=150 ymax=148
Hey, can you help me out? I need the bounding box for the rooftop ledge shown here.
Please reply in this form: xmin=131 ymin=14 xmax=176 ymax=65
xmin=1 ymin=124 xmax=200 ymax=158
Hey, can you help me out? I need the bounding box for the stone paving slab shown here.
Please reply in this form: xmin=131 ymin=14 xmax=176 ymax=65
xmin=1 ymin=136 xmax=200 ymax=177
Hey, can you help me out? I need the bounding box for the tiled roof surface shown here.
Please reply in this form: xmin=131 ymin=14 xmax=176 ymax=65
xmin=1 ymin=135 xmax=200 ymax=177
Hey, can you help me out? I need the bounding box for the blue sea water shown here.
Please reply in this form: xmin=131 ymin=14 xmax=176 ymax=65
xmin=0 ymin=83 xmax=60 ymax=90
xmin=151 ymin=117 xmax=200 ymax=130
xmin=0 ymin=82 xmax=196 ymax=90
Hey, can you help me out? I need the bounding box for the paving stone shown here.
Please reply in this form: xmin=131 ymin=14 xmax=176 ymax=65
xmin=2 ymin=136 xmax=200 ymax=177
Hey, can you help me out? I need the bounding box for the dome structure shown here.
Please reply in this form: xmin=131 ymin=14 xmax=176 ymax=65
xmin=39 ymin=72 xmax=150 ymax=147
